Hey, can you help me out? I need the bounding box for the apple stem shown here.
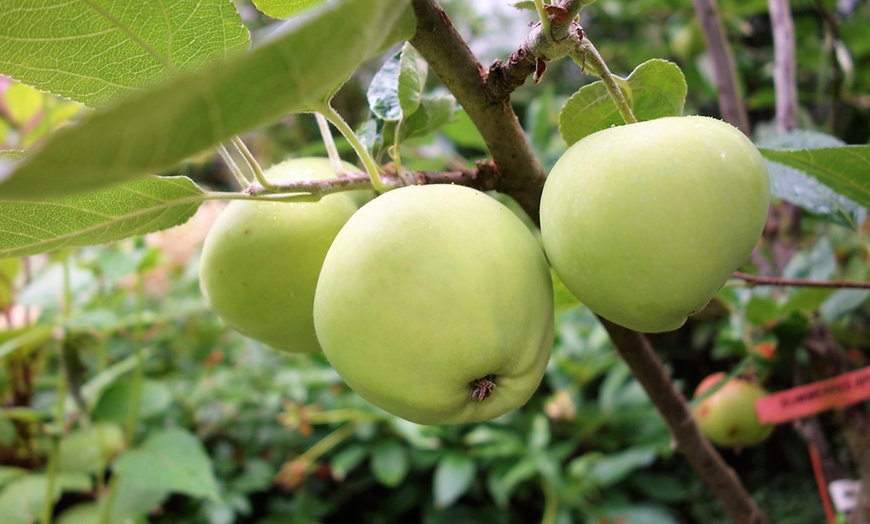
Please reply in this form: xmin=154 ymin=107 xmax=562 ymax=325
xmin=572 ymin=37 xmax=638 ymax=125
xmin=310 ymin=101 xmax=392 ymax=194
xmin=314 ymin=112 xmax=348 ymax=177
xmin=217 ymin=144 xmax=252 ymax=189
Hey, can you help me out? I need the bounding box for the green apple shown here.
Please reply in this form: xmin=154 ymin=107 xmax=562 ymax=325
xmin=693 ymin=372 xmax=774 ymax=448
xmin=313 ymin=184 xmax=554 ymax=425
xmin=199 ymin=157 xmax=361 ymax=353
xmin=540 ymin=116 xmax=770 ymax=333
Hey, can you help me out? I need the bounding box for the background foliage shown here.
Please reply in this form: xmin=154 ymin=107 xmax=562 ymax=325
xmin=1 ymin=0 xmax=869 ymax=522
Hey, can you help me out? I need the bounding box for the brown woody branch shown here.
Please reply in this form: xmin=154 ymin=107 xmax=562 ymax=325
xmin=408 ymin=1 xmax=769 ymax=522
xmin=734 ymin=271 xmax=870 ymax=289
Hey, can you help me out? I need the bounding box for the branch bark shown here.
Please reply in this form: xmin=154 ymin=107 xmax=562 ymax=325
xmin=692 ymin=0 xmax=751 ymax=135
xmin=768 ymin=0 xmax=798 ymax=132
xmin=408 ymin=1 xmax=769 ymax=522
xmin=601 ymin=319 xmax=770 ymax=524
xmin=409 ymin=0 xmax=547 ymax=222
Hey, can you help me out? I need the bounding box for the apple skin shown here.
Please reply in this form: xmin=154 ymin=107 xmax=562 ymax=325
xmin=199 ymin=157 xmax=361 ymax=353
xmin=693 ymin=372 xmax=774 ymax=448
xmin=540 ymin=116 xmax=770 ymax=333
xmin=313 ymin=184 xmax=554 ymax=425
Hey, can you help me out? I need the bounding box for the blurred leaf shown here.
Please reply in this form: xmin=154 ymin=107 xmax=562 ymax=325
xmin=400 ymin=94 xmax=457 ymax=141
xmin=0 ymin=0 xmax=414 ymax=199
xmin=0 ymin=176 xmax=203 ymax=259
xmin=757 ymin=130 xmax=864 ymax=227
xmin=0 ymin=0 xmax=250 ymax=108
xmin=0 ymin=468 xmax=26 ymax=491
xmin=0 ymin=326 xmax=54 ymax=362
xmin=590 ymin=447 xmax=657 ymax=488
xmin=440 ymin=110 xmax=487 ymax=151
xmin=66 ymin=348 xmax=156 ymax=414
xmin=759 ymin=146 xmax=870 ymax=212
xmin=820 ymin=289 xmax=870 ymax=322
xmin=559 ymin=59 xmax=687 ymax=145
xmin=528 ymin=414 xmax=551 ymax=451
xmin=630 ymin=472 xmax=690 ymax=503
xmin=781 ymin=288 xmax=836 ymax=316
xmin=783 ymin=237 xmax=837 ymax=281
xmin=0 ymin=473 xmax=90 ymax=524
xmin=487 ymin=458 xmax=537 ymax=507
xmin=368 ymin=50 xmax=404 ymax=121
xmin=599 ymin=503 xmax=680 ymax=524
xmin=58 ymin=423 xmax=125 ymax=474
xmin=745 ymin=295 xmax=780 ymax=325
xmin=113 ymin=428 xmax=220 ymax=501
xmin=4 ymin=84 xmax=42 ymax=126
xmin=253 ymin=0 xmax=326 ymax=19
xmin=93 ymin=378 xmax=173 ymax=425
xmin=370 ymin=440 xmax=409 ymax=487
xmin=433 ymin=453 xmax=476 ymax=509
xmin=0 ymin=258 xmax=20 ymax=309
xmin=330 ymin=445 xmax=368 ymax=481
xmin=398 ymin=43 xmax=428 ymax=117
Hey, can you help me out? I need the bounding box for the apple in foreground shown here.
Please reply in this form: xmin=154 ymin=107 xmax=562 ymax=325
xmin=313 ymin=184 xmax=554 ymax=425
xmin=693 ymin=372 xmax=774 ymax=448
xmin=199 ymin=157 xmax=360 ymax=353
xmin=540 ymin=116 xmax=770 ymax=333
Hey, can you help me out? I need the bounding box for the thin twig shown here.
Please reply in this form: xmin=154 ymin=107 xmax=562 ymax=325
xmin=733 ymin=271 xmax=870 ymax=289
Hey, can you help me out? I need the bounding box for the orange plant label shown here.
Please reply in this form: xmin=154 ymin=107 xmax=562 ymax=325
xmin=755 ymin=366 xmax=870 ymax=425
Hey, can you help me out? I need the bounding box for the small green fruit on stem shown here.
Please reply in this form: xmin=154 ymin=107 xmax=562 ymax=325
xmin=541 ymin=116 xmax=770 ymax=333
xmin=314 ymin=184 xmax=554 ymax=425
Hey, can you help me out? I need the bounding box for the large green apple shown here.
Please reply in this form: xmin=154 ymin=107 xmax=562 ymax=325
xmin=540 ymin=116 xmax=770 ymax=333
xmin=313 ymin=184 xmax=554 ymax=425
xmin=199 ymin=157 xmax=361 ymax=353
xmin=693 ymin=372 xmax=774 ymax=448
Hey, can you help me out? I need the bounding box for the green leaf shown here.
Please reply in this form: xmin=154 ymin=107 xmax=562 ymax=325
xmin=0 ymin=0 xmax=415 ymax=200
xmin=0 ymin=473 xmax=90 ymax=524
xmin=400 ymin=94 xmax=457 ymax=141
xmin=330 ymin=445 xmax=368 ymax=481
xmin=113 ymin=428 xmax=220 ymax=502
xmin=398 ymin=43 xmax=428 ymax=117
xmin=93 ymin=378 xmax=173 ymax=425
xmin=369 ymin=440 xmax=409 ymax=487
xmin=433 ymin=453 xmax=476 ymax=509
xmin=58 ymin=423 xmax=125 ymax=474
xmin=559 ymin=59 xmax=687 ymax=146
xmin=759 ymin=146 xmax=870 ymax=211
xmin=590 ymin=447 xmax=658 ymax=488
xmin=0 ymin=176 xmax=204 ymax=259
xmin=253 ymin=0 xmax=326 ymax=19
xmin=440 ymin=110 xmax=487 ymax=151
xmin=368 ymin=50 xmax=404 ymax=121
xmin=0 ymin=0 xmax=250 ymax=108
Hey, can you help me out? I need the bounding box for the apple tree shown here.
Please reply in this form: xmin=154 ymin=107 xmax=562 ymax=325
xmin=0 ymin=0 xmax=869 ymax=522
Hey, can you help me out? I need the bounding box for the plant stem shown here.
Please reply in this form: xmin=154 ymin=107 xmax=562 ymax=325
xmin=314 ymin=112 xmax=346 ymax=175
xmin=573 ymin=38 xmax=637 ymax=124
xmin=540 ymin=477 xmax=560 ymax=524
xmin=733 ymin=271 xmax=870 ymax=289
xmin=310 ymin=102 xmax=390 ymax=193
xmin=123 ymin=273 xmax=145 ymax=443
xmin=217 ymin=144 xmax=251 ymax=189
xmin=534 ymin=0 xmax=551 ymax=37
xmin=231 ymin=136 xmax=274 ymax=191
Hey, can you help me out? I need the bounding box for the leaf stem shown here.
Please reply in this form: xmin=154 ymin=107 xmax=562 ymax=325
xmin=534 ymin=0 xmax=552 ymax=37
xmin=314 ymin=112 xmax=346 ymax=175
xmin=572 ymin=38 xmax=637 ymax=124
xmin=230 ymin=136 xmax=273 ymax=191
xmin=733 ymin=271 xmax=870 ymax=289
xmin=310 ymin=101 xmax=390 ymax=193
xmin=217 ymin=144 xmax=251 ymax=189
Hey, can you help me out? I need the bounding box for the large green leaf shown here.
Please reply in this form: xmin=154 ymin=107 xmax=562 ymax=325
xmin=0 ymin=176 xmax=203 ymax=259
xmin=113 ymin=428 xmax=220 ymax=501
xmin=559 ymin=59 xmax=687 ymax=146
xmin=0 ymin=0 xmax=250 ymax=108
xmin=0 ymin=0 xmax=415 ymax=199
xmin=759 ymin=146 xmax=870 ymax=211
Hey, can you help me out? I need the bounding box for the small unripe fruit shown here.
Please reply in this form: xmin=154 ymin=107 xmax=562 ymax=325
xmin=693 ymin=373 xmax=774 ymax=448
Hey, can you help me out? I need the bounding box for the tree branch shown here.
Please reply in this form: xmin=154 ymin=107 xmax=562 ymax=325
xmin=768 ymin=0 xmax=798 ymax=132
xmin=601 ymin=319 xmax=770 ymax=524
xmin=408 ymin=1 xmax=769 ymax=522
xmin=692 ymin=0 xmax=751 ymax=135
xmin=410 ymin=0 xmax=548 ymax=221
xmin=733 ymin=271 xmax=870 ymax=289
